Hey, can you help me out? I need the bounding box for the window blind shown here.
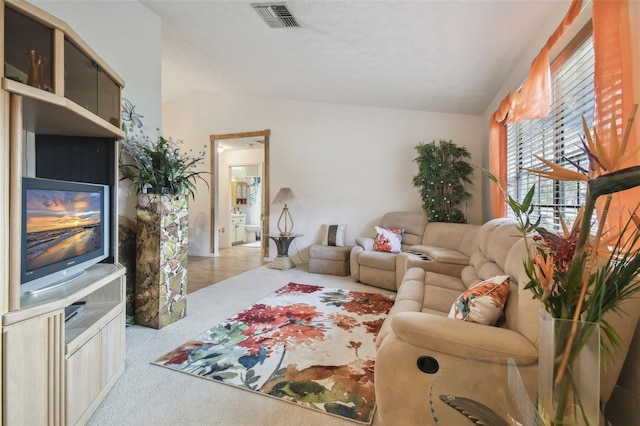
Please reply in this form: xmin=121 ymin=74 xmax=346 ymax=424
xmin=506 ymin=34 xmax=595 ymax=230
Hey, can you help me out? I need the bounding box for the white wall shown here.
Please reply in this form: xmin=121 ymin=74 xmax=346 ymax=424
xmin=32 ymin=0 xmax=162 ymax=219
xmin=164 ymin=92 xmax=483 ymax=258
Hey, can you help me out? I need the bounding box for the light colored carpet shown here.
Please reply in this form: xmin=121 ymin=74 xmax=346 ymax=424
xmin=88 ymin=264 xmax=394 ymax=426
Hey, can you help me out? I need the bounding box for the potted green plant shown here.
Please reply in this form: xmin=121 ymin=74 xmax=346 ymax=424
xmin=118 ymin=99 xmax=208 ymax=329
xmin=119 ymin=100 xmax=208 ymax=199
xmin=412 ymin=139 xmax=473 ymax=223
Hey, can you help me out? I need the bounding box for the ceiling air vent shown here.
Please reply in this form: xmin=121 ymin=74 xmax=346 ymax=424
xmin=251 ymin=3 xmax=300 ymax=28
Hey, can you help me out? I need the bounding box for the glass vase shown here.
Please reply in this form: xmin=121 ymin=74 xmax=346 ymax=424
xmin=538 ymin=308 xmax=600 ymax=425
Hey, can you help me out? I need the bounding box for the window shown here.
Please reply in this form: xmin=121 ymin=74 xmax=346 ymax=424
xmin=506 ymin=30 xmax=595 ymax=230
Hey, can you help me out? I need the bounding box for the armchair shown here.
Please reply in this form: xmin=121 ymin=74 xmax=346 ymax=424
xmin=350 ymin=211 xmax=427 ymax=290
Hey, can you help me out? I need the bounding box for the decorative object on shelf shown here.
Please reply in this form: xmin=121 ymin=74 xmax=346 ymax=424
xmin=135 ymin=193 xmax=189 ymax=329
xmin=119 ymin=99 xmax=209 ymax=199
xmin=485 ymin=105 xmax=640 ymax=425
xmin=413 ymin=139 xmax=473 ymax=223
xmin=272 ymin=187 xmax=297 ymax=236
xmin=26 ymin=49 xmax=47 ymax=89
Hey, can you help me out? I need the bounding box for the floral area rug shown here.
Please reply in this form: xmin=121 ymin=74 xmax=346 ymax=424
xmin=153 ymin=282 xmax=395 ymax=424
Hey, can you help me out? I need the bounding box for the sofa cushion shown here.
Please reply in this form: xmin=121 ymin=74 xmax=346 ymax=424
xmin=320 ymin=224 xmax=346 ymax=247
xmin=422 ymin=271 xmax=467 ymax=292
xmin=423 ymin=285 xmax=463 ymax=313
xmin=373 ymin=226 xmax=404 ymax=253
xmin=358 ymin=250 xmax=397 ymax=270
xmin=448 ymin=275 xmax=510 ymax=325
xmin=420 ymin=222 xmax=480 ymax=258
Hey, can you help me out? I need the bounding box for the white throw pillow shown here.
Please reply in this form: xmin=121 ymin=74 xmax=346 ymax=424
xmin=373 ymin=226 xmax=404 ymax=253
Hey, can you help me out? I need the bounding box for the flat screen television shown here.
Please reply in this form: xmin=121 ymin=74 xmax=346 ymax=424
xmin=21 ymin=177 xmax=110 ymax=295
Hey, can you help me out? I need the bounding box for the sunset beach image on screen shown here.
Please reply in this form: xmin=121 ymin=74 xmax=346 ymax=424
xmin=25 ymin=188 xmax=102 ymax=271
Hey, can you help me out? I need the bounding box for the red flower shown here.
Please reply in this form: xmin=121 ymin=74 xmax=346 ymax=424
xmin=232 ymin=303 xmax=326 ymax=355
xmin=341 ymin=292 xmax=395 ymax=316
xmin=277 ymin=283 xmax=323 ymax=295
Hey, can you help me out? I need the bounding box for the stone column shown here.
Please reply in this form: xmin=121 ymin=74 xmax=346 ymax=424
xmin=134 ymin=193 xmax=188 ymax=329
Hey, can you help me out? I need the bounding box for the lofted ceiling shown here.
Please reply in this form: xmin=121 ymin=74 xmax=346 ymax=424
xmin=142 ymin=0 xmax=570 ymax=116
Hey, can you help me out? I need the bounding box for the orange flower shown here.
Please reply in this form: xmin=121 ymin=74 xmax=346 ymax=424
xmin=532 ymin=251 xmax=557 ymax=301
xmin=524 ymin=155 xmax=589 ymax=182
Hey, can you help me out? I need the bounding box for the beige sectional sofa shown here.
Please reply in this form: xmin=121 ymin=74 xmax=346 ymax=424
xmin=374 ymin=218 xmax=538 ymax=425
xmin=369 ymin=217 xmax=640 ymax=425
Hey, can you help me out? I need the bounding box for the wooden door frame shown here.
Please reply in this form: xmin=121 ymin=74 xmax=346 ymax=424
xmin=209 ymin=130 xmax=270 ymax=259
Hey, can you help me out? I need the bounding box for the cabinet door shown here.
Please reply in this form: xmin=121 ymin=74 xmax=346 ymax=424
xmin=66 ymin=332 xmax=101 ymax=426
xmin=232 ymin=223 xmax=239 ymax=243
xmin=3 ymin=311 xmax=65 ymax=425
xmin=66 ymin=312 xmax=125 ymax=426
xmin=101 ymin=313 xmax=125 ymax=386
xmin=238 ymin=217 xmax=246 ymax=242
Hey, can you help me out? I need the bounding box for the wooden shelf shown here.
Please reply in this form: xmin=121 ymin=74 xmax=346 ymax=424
xmin=65 ymin=301 xmax=121 ymax=354
xmin=2 ymin=78 xmax=124 ymax=138
xmin=5 ymin=263 xmax=125 ymax=324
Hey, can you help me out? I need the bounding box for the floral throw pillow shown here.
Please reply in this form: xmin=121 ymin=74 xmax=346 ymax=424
xmin=448 ymin=275 xmax=511 ymax=325
xmin=373 ymin=226 xmax=404 ymax=253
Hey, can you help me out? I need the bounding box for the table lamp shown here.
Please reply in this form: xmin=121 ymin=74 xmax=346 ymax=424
xmin=272 ymin=187 xmax=296 ymax=236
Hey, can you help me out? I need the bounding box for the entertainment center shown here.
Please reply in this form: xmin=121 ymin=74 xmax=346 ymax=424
xmin=1 ymin=0 xmax=126 ymax=424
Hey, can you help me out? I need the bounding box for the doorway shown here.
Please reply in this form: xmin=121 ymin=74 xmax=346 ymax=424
xmin=210 ymin=130 xmax=270 ymax=260
xmin=229 ymin=164 xmax=262 ymax=247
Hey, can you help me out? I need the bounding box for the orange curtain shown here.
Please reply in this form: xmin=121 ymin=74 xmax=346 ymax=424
xmin=592 ymin=0 xmax=639 ymax=233
xmin=488 ymin=0 xmax=583 ymax=217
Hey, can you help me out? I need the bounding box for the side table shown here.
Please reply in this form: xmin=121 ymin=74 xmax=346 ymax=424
xmin=268 ymin=234 xmax=302 ymax=270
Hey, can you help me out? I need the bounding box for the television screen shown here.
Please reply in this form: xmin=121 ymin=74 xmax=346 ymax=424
xmin=21 ymin=177 xmax=109 ymax=295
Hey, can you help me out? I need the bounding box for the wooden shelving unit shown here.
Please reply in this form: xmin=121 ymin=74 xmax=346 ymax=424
xmin=1 ymin=1 xmax=126 ymax=424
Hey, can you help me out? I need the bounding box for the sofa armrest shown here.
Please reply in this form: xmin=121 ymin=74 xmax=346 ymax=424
xmin=390 ymin=312 xmax=537 ymax=363
xmin=355 ymin=237 xmax=375 ymax=251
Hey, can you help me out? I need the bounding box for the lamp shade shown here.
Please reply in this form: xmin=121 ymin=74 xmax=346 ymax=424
xmin=272 ymin=187 xmax=296 ymax=205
